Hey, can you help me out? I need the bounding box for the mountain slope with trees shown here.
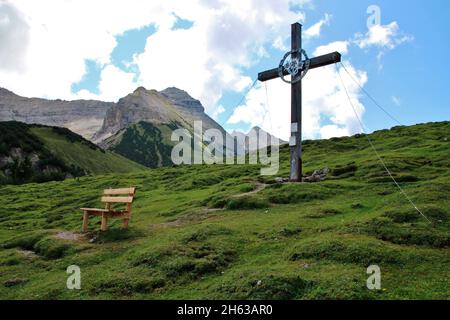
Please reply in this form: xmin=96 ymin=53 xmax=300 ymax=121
xmin=0 ymin=121 xmax=145 ymax=184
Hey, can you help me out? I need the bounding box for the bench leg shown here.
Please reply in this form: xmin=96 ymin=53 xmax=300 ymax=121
xmin=82 ymin=211 xmax=89 ymax=233
xmin=101 ymin=213 xmax=108 ymax=231
xmin=123 ymin=218 xmax=130 ymax=229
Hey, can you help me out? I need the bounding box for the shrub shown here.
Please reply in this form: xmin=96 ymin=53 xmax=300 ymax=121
xmin=384 ymin=209 xmax=420 ymax=223
xmin=213 ymin=275 xmax=314 ymax=300
xmin=331 ymin=164 xmax=357 ymax=177
xmin=226 ymin=196 xmax=269 ymax=210
xmin=267 ymin=191 xmax=326 ymax=204
xmin=279 ymin=226 xmax=302 ymax=237
xmin=264 ymin=184 xmax=332 ymax=204
xmin=357 ymin=218 xmax=450 ymax=248
xmin=306 ymin=208 xmax=342 ymax=219
xmin=238 ymin=183 xmax=255 ymax=193
xmin=93 ymin=228 xmax=143 ymax=244
xmin=92 ymin=275 xmax=165 ymax=296
xmin=203 ymin=194 xmax=228 ymax=209
xmin=2 ymin=232 xmax=46 ymax=250
xmin=289 ymin=239 xmax=419 ymax=265
xmin=133 ymin=243 xmax=237 ymax=280
xmin=395 ymin=175 xmax=419 ymax=182
xmin=183 ymin=225 xmax=233 ymax=243
xmin=33 ymin=238 xmax=71 ymax=259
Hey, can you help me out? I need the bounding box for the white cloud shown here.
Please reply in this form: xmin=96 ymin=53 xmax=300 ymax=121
xmin=354 ymin=21 xmax=413 ymax=69
xmin=73 ymin=64 xmax=138 ymax=102
xmin=355 ymin=22 xmax=413 ymax=50
xmin=211 ymin=105 xmax=225 ymax=120
xmin=0 ymin=1 xmax=29 ymax=73
xmin=320 ymin=125 xmax=350 ymax=139
xmin=0 ymin=0 xmax=308 ymax=114
xmin=273 ymin=36 xmax=289 ymax=51
xmin=313 ymin=40 xmax=349 ymax=56
xmin=227 ymin=50 xmax=367 ymax=140
xmin=304 ymin=13 xmax=331 ymax=38
xmin=0 ymin=0 xmax=377 ymax=141
xmin=0 ymin=0 xmax=178 ymax=100
xmin=134 ymin=0 xmax=305 ymax=113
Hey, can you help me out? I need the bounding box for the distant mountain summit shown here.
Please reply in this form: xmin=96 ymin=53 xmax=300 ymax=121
xmin=231 ymin=126 xmax=287 ymax=152
xmin=160 ymin=87 xmax=205 ymax=112
xmin=0 ymin=87 xmax=113 ymax=140
xmin=92 ymin=86 xmax=230 ymax=142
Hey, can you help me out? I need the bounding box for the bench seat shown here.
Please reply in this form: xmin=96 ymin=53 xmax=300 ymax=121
xmin=81 ymin=187 xmax=136 ymax=232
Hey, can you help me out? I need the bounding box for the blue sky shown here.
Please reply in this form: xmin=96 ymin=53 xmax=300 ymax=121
xmin=222 ymin=0 xmax=450 ymax=136
xmin=1 ymin=0 xmax=449 ymax=140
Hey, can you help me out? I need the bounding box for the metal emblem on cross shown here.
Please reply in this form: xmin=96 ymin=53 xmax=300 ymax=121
xmin=258 ymin=23 xmax=342 ymax=182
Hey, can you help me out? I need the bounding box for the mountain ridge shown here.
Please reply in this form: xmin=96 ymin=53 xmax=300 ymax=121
xmin=0 ymin=88 xmax=114 ymax=140
xmin=0 ymin=121 xmax=145 ymax=185
xmin=0 ymin=86 xmax=235 ymax=145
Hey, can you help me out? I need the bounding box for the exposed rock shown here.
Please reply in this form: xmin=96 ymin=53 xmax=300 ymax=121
xmin=54 ymin=231 xmax=84 ymax=241
xmin=160 ymin=87 xmax=204 ymax=112
xmin=17 ymin=249 xmax=39 ymax=259
xmin=303 ymin=167 xmax=330 ymax=183
xmin=0 ymin=87 xmax=113 ymax=140
xmin=0 ymin=155 xmax=13 ymax=168
xmin=4 ymin=277 xmax=28 ymax=287
xmin=351 ymin=203 xmax=364 ymax=209
xmin=92 ymin=86 xmax=231 ymax=144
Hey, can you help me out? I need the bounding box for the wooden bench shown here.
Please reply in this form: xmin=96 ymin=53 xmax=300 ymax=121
xmin=81 ymin=187 xmax=137 ymax=232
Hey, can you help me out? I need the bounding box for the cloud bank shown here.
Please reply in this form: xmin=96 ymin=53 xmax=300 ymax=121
xmin=0 ymin=0 xmax=412 ymax=140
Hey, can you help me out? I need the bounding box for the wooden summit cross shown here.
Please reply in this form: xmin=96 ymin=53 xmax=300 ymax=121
xmin=258 ymin=23 xmax=341 ymax=182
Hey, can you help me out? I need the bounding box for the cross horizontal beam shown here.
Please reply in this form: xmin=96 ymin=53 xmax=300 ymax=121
xmin=258 ymin=51 xmax=341 ymax=82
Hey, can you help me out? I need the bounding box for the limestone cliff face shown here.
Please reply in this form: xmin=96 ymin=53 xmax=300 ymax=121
xmin=0 ymin=88 xmax=112 ymax=140
xmin=92 ymin=87 xmax=229 ymax=143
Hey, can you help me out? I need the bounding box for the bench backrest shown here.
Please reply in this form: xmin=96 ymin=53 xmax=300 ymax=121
xmin=101 ymin=187 xmax=136 ymax=213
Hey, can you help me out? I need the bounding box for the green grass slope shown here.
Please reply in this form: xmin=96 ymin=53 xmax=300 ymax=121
xmin=0 ymin=121 xmax=145 ymax=185
xmin=30 ymin=126 xmax=146 ymax=175
xmin=0 ymin=121 xmax=448 ymax=299
xmin=102 ymin=121 xmax=180 ymax=168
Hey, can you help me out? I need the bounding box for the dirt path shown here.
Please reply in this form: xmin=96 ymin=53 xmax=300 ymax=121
xmin=150 ymin=181 xmax=269 ymax=230
xmin=231 ymin=181 xmax=269 ymax=198
xmin=17 ymin=249 xmax=39 ymax=259
xmin=54 ymin=231 xmax=86 ymax=241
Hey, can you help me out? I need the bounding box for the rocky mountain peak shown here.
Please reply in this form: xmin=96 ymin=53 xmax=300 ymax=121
xmin=160 ymin=87 xmax=204 ymax=111
xmin=0 ymin=87 xmax=17 ymax=97
xmin=133 ymin=86 xmax=147 ymax=93
xmin=161 ymin=86 xmax=189 ymax=97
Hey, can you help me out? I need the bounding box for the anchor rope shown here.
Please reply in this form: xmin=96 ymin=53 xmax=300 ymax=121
xmin=339 ymin=62 xmax=403 ymax=126
xmin=223 ymin=78 xmax=258 ymax=124
xmin=263 ymin=81 xmax=274 ymax=135
xmin=335 ymin=63 xmax=432 ymax=224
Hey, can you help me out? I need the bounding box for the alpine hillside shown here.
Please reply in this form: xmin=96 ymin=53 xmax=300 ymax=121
xmin=0 ymin=121 xmax=448 ymax=299
xmin=0 ymin=121 xmax=145 ymax=185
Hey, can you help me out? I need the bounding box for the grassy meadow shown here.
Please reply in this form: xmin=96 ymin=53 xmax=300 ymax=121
xmin=0 ymin=121 xmax=448 ymax=299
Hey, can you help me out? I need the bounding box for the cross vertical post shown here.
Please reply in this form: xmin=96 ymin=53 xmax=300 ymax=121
xmin=290 ymin=22 xmax=302 ymax=182
xmin=257 ymin=22 xmax=341 ymax=183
